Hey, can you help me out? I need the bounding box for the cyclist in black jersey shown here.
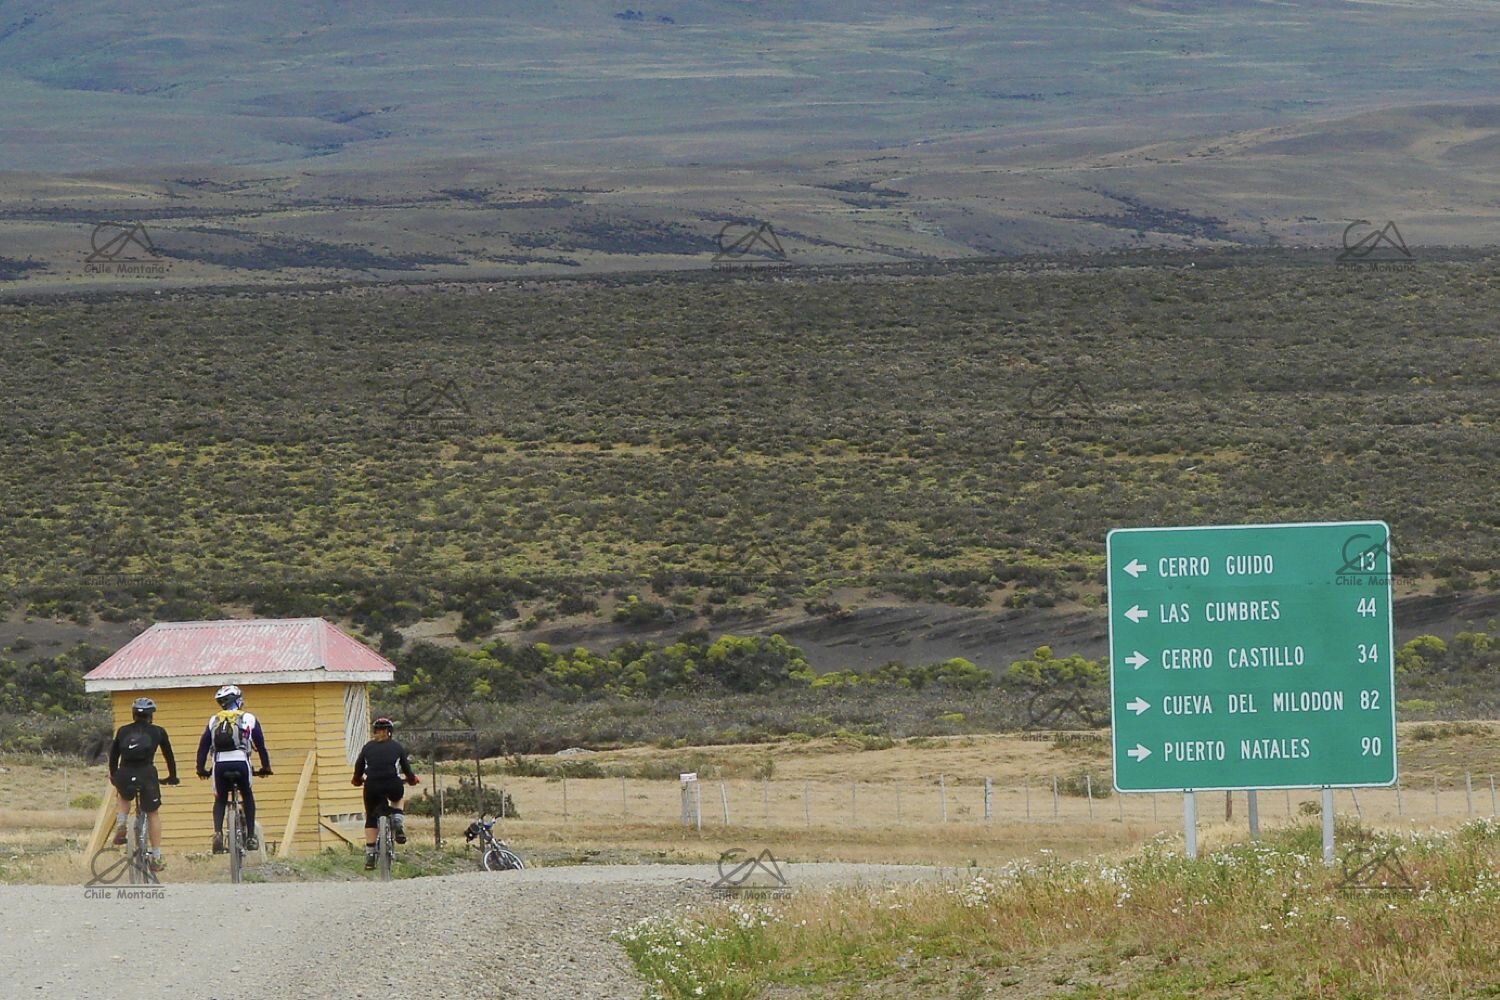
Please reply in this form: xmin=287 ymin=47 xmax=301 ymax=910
xmin=351 ymin=717 xmax=419 ymax=869
xmin=108 ymin=698 xmax=180 ymax=872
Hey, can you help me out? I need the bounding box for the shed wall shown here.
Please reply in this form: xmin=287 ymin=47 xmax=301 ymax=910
xmin=106 ymin=681 xmax=369 ymax=855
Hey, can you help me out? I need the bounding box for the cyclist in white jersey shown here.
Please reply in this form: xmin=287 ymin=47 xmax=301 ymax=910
xmin=194 ymin=685 xmax=273 ymax=853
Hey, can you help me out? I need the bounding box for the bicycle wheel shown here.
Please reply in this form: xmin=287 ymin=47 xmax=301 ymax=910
xmin=228 ymin=791 xmax=243 ymax=885
xmin=481 ymin=844 xmax=524 ymax=872
xmin=129 ymin=808 xmax=149 ymax=885
xmin=377 ymin=815 xmax=393 ymax=881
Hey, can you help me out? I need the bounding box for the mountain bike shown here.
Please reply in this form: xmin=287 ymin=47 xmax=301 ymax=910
xmin=464 ymin=815 xmax=525 ymax=872
xmin=226 ymin=784 xmax=249 ymax=884
xmin=124 ymin=787 xmax=159 ymax=886
xmin=371 ymin=799 xmax=398 ymax=881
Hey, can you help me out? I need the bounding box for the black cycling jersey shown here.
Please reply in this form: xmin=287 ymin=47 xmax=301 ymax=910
xmin=353 ymin=739 xmax=416 ymax=786
xmin=109 ymin=721 xmax=178 ymax=781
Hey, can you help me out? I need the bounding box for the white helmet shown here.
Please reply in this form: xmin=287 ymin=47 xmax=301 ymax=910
xmin=214 ymin=684 xmax=243 ymax=710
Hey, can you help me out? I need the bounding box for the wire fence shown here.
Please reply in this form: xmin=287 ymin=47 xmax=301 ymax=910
xmin=444 ymin=772 xmax=1500 ymax=831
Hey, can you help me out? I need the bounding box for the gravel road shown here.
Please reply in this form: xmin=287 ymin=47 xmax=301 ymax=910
xmin=0 ymin=863 xmax=941 ymax=999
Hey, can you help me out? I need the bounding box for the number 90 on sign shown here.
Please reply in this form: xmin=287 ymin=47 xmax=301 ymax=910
xmin=1361 ymin=737 xmax=1383 ymax=757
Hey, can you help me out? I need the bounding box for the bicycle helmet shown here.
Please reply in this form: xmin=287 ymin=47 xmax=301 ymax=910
xmin=372 ymin=717 xmax=395 ymax=733
xmin=131 ymin=697 xmax=156 ymax=719
xmin=214 ymin=684 xmax=243 ymax=710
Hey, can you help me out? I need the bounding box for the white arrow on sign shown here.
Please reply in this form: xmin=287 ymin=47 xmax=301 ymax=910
xmin=1126 ymin=651 xmax=1148 ymax=670
xmin=1124 ymin=605 xmax=1149 ymax=623
xmin=1126 ymin=743 xmax=1152 ymax=762
xmin=1124 ymin=559 xmax=1147 ymax=578
xmin=1126 ymin=697 xmax=1150 ymax=716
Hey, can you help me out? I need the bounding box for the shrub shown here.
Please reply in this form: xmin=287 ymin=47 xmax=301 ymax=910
xmin=404 ymin=777 xmax=518 ymax=819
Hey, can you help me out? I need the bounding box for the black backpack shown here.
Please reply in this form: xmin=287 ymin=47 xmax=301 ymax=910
xmin=212 ymin=710 xmax=247 ymax=753
xmin=119 ymin=728 xmax=155 ymax=765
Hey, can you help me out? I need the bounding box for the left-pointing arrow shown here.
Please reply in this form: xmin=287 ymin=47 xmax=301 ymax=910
xmin=1126 ymin=743 xmax=1152 ymax=762
xmin=1124 ymin=605 xmax=1149 ymax=623
xmin=1125 ymin=697 xmax=1150 ymax=715
xmin=1124 ymin=559 xmax=1147 ymax=578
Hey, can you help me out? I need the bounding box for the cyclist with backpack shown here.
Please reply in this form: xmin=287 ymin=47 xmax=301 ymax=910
xmin=195 ymin=685 xmax=273 ymax=853
xmin=108 ymin=697 xmax=180 ymax=873
xmin=351 ymin=717 xmax=419 ymax=870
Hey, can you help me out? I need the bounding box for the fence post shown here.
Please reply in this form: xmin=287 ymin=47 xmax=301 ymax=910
xmin=1466 ymin=772 xmax=1474 ymax=816
xmin=1349 ymin=788 xmax=1362 ymax=819
xmin=432 ymin=755 xmax=442 ymax=848
xmin=895 ymin=785 xmax=902 ymax=823
xmin=1117 ymin=787 xmax=1124 ymax=822
xmin=762 ymin=778 xmax=769 ymax=823
xmin=984 ymin=777 xmax=993 ymax=822
xmin=1152 ymin=792 xmax=1158 ymax=823
xmin=681 ymin=773 xmax=701 ymax=830
xmin=622 ymin=778 xmax=628 ymax=821
xmin=562 ymin=776 xmax=569 ymax=821
xmin=1434 ymin=776 xmax=1440 ymax=816
xmin=1085 ymin=775 xmax=1095 ymax=819
xmin=1024 ymin=776 xmax=1031 ymax=821
xmin=1052 ymin=775 xmax=1060 ymax=819
xmin=1396 ymin=778 xmax=1403 ymax=817
xmin=1285 ymin=789 xmax=1291 ymax=817
xmin=1491 ymin=775 xmax=1497 ymax=817
xmin=803 ymin=781 xmax=810 ymax=827
xmin=940 ymin=774 xmax=948 ymax=823
xmin=719 ymin=781 xmax=730 ymax=825
xmin=851 ymin=782 xmax=857 ymax=825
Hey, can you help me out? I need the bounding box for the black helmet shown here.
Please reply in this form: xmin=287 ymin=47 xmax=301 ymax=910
xmin=131 ymin=697 xmax=156 ymax=719
xmin=372 ymin=717 xmax=395 ymax=733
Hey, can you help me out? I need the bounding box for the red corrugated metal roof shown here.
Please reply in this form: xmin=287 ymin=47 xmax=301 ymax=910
xmin=83 ymin=618 xmax=396 ymax=689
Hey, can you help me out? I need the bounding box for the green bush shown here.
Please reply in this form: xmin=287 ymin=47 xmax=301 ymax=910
xmin=404 ymin=777 xmax=518 ymax=819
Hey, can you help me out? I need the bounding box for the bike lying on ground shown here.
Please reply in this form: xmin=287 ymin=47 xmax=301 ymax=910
xmin=464 ymin=815 xmax=525 ymax=872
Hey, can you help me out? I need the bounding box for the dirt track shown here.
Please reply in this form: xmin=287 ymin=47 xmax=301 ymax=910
xmin=0 ymin=863 xmax=940 ymax=999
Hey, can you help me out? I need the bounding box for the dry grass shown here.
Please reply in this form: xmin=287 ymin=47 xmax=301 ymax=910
xmin=6 ymin=725 xmax=1500 ymax=886
xmin=619 ymin=820 xmax=1500 ymax=998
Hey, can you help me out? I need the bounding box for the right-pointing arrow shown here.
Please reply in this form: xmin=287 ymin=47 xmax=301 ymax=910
xmin=1126 ymin=743 xmax=1152 ymax=762
xmin=1124 ymin=605 xmax=1149 ymax=623
xmin=1126 ymin=651 xmax=1148 ymax=670
xmin=1126 ymin=697 xmax=1150 ymax=715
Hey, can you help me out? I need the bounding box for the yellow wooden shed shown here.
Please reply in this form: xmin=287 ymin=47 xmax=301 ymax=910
xmin=82 ymin=617 xmax=396 ymax=857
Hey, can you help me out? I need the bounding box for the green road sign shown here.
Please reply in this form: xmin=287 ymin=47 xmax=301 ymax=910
xmin=1108 ymin=521 xmax=1396 ymax=792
